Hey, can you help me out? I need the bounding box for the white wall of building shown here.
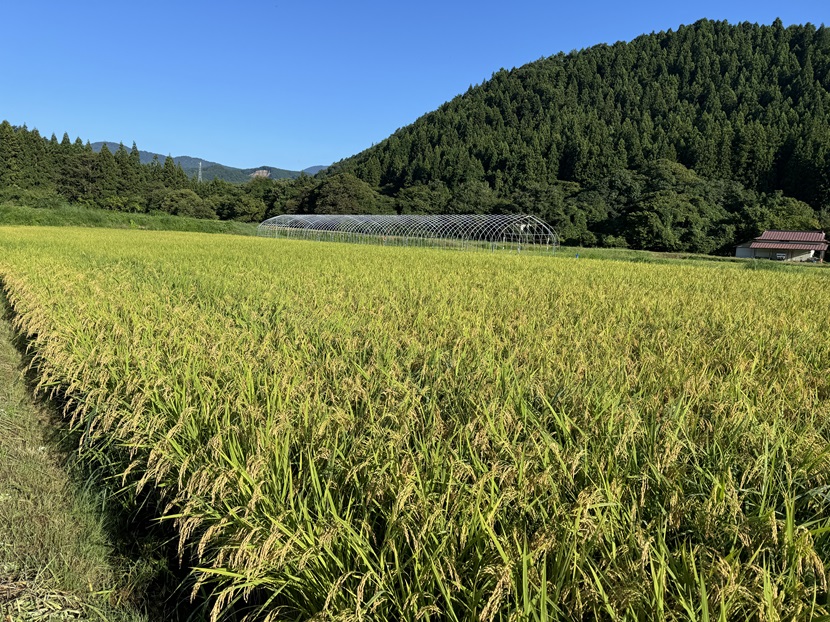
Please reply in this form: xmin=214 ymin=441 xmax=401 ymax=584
xmin=735 ymin=247 xmax=815 ymax=261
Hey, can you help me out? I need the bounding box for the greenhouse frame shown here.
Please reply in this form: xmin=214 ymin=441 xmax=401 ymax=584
xmin=256 ymin=214 xmax=559 ymax=253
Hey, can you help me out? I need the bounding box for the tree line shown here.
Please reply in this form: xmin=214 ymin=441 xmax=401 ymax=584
xmin=0 ymin=124 xmax=293 ymax=222
xmin=2 ymin=19 xmax=830 ymax=253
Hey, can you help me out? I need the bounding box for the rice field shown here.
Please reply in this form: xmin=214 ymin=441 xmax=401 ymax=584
xmin=0 ymin=226 xmax=829 ymax=621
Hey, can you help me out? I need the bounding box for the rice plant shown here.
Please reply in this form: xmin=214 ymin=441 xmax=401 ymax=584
xmin=0 ymin=226 xmax=828 ymax=620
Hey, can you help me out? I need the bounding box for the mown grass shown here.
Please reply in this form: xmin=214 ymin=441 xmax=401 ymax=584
xmin=0 ymin=296 xmax=150 ymax=622
xmin=0 ymin=203 xmax=257 ymax=235
xmin=0 ymin=226 xmax=829 ymax=620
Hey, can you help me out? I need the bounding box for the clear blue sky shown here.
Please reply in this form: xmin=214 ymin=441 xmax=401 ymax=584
xmin=1 ymin=0 xmax=825 ymax=170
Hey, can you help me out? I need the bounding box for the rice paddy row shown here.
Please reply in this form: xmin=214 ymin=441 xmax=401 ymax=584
xmin=0 ymin=226 xmax=828 ymax=620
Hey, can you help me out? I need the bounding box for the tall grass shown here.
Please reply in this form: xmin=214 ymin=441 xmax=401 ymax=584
xmin=0 ymin=203 xmax=257 ymax=235
xmin=0 ymin=226 xmax=828 ymax=620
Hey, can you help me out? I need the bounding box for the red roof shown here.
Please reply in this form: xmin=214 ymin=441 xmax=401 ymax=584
xmin=749 ymin=241 xmax=828 ymax=251
xmin=756 ymin=230 xmax=827 ymax=243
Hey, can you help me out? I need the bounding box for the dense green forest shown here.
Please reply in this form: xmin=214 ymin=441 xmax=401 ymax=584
xmin=0 ymin=125 xmax=306 ymax=223
xmin=328 ymin=18 xmax=830 ymax=251
xmin=2 ymin=18 xmax=829 ymax=252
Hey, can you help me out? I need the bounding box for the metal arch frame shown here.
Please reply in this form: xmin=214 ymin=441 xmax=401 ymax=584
xmin=257 ymin=214 xmax=559 ymax=253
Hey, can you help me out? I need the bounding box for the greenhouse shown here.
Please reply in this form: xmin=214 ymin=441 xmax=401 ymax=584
xmin=256 ymin=214 xmax=559 ymax=253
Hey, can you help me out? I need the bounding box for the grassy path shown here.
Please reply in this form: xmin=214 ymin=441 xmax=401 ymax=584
xmin=0 ymin=305 xmax=146 ymax=622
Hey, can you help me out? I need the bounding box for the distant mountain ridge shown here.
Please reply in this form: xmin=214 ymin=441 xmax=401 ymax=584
xmin=90 ymin=142 xmax=325 ymax=183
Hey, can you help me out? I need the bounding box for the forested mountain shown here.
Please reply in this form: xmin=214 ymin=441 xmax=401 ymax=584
xmin=90 ymin=142 xmax=306 ymax=182
xmin=322 ymin=18 xmax=830 ymax=251
xmin=2 ymin=19 xmax=829 ymax=253
xmin=301 ymin=165 xmax=328 ymax=175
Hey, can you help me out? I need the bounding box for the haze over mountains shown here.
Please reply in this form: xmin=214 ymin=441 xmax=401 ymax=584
xmin=90 ymin=141 xmax=326 ymax=183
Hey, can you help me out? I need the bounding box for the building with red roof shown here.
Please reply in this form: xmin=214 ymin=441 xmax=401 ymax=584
xmin=735 ymin=230 xmax=827 ymax=262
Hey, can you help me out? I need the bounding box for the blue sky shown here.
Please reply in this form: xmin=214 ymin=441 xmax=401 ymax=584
xmin=1 ymin=0 xmax=825 ymax=170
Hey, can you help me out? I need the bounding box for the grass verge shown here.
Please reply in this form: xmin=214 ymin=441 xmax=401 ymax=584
xmin=0 ymin=298 xmax=151 ymax=622
xmin=0 ymin=203 xmax=257 ymax=236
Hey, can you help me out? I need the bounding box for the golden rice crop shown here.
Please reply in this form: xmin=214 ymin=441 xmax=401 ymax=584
xmin=0 ymin=226 xmax=829 ymax=621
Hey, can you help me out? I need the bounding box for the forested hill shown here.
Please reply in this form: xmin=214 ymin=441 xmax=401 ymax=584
xmin=325 ymin=19 xmax=830 ymax=251
xmin=3 ymin=19 xmax=830 ymax=253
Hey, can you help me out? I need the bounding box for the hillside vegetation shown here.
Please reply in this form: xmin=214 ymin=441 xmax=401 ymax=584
xmin=1 ymin=228 xmax=829 ymax=619
xmin=326 ymin=19 xmax=830 ymax=250
xmin=2 ymin=19 xmax=829 ymax=252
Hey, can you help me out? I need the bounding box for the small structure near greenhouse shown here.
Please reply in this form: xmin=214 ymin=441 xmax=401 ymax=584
xmin=257 ymin=214 xmax=559 ymax=253
xmin=735 ymin=230 xmax=828 ymax=262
